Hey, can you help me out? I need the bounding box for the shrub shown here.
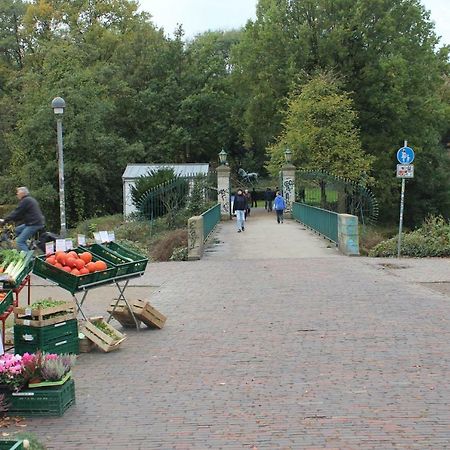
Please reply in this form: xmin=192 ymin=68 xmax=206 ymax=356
xmin=369 ymin=216 xmax=450 ymax=257
xmin=151 ymin=230 xmax=188 ymax=262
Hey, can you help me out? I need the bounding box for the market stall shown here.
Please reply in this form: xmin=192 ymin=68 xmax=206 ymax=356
xmin=32 ymin=243 xmax=148 ymax=330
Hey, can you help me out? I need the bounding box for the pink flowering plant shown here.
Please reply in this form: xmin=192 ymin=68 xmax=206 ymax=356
xmin=0 ymin=352 xmax=76 ymax=391
xmin=0 ymin=353 xmax=27 ymax=391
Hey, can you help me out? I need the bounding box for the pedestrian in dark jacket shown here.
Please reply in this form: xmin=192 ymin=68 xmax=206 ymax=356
xmin=251 ymin=188 xmax=258 ymax=208
xmin=1 ymin=187 xmax=45 ymax=251
xmin=264 ymin=188 xmax=273 ymax=212
xmin=244 ymin=189 xmax=251 ymax=219
xmin=232 ymin=189 xmax=248 ymax=232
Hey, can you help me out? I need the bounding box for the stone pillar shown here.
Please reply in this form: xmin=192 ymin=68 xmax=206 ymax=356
xmin=217 ymin=164 xmax=231 ymax=220
xmin=338 ymin=214 xmax=360 ymax=256
xmin=188 ymin=215 xmax=204 ymax=260
xmin=281 ymin=164 xmax=296 ymax=216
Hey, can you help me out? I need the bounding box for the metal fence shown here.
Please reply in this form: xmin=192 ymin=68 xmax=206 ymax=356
xmin=296 ymin=170 xmax=378 ymax=226
xmin=137 ymin=173 xmax=217 ymax=221
xmin=292 ymin=202 xmax=339 ymax=243
xmin=202 ymin=204 xmax=221 ymax=242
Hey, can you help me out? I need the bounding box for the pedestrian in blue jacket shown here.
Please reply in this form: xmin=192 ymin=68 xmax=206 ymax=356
xmin=273 ymin=191 xmax=286 ymax=224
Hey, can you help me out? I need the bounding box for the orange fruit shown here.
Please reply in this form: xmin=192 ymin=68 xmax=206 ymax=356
xmin=79 ymin=252 xmax=93 ymax=264
xmin=94 ymin=260 xmax=107 ymax=271
xmin=86 ymin=262 xmax=96 ymax=273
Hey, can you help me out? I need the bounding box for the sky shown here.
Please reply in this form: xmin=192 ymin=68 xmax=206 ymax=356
xmin=138 ymin=0 xmax=450 ymax=46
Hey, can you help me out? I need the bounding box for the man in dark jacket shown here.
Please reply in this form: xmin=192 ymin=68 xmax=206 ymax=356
xmin=1 ymin=187 xmax=45 ymax=251
xmin=264 ymin=188 xmax=273 ymax=212
xmin=232 ymin=189 xmax=248 ymax=232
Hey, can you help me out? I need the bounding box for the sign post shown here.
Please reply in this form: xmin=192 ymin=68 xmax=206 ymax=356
xmin=396 ymin=141 xmax=415 ymax=258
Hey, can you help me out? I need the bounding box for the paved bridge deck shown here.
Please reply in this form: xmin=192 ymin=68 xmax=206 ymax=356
xmin=10 ymin=212 xmax=450 ymax=449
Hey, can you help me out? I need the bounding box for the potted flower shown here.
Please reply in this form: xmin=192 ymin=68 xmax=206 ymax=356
xmin=0 ymin=354 xmax=28 ymax=392
xmin=0 ymin=352 xmax=76 ymax=392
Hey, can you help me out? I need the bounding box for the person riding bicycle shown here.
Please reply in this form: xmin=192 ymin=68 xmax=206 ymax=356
xmin=0 ymin=187 xmax=45 ymax=252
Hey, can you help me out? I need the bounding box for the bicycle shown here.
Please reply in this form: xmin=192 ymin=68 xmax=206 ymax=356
xmin=0 ymin=222 xmax=57 ymax=253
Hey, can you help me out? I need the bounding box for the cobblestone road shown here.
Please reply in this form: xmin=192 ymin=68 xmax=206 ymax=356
xmin=9 ymin=210 xmax=450 ymax=449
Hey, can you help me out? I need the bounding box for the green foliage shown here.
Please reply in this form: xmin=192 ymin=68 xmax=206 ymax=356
xmin=0 ymin=0 xmax=449 ymax=229
xmin=130 ymin=168 xmax=177 ymax=206
xmin=369 ymin=216 xmax=450 ymax=257
xmin=268 ymin=72 xmax=373 ymax=179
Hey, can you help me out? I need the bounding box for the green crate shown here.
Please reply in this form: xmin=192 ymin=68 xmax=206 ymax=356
xmin=32 ymin=248 xmax=116 ymax=294
xmin=81 ymin=244 xmax=147 ymax=277
xmin=0 ymin=290 xmax=13 ymax=315
xmin=2 ymin=252 xmax=34 ymax=290
xmin=8 ymin=378 xmax=75 ymax=417
xmin=14 ymin=335 xmax=79 ymax=355
xmin=14 ymin=319 xmax=78 ymax=346
xmin=104 ymin=242 xmax=148 ymax=274
xmin=0 ymin=440 xmax=24 ymax=450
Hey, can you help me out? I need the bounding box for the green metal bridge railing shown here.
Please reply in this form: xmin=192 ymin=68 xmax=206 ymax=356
xmin=202 ymin=203 xmax=221 ymax=242
xmin=292 ymin=202 xmax=339 ymax=243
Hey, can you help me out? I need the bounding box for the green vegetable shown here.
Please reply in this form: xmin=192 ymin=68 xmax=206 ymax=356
xmin=0 ymin=249 xmax=32 ymax=282
xmin=32 ymin=298 xmax=67 ymax=309
xmin=93 ymin=320 xmax=119 ymax=339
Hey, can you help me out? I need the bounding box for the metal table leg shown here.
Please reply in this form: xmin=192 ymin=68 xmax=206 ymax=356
xmin=107 ymin=279 xmax=140 ymax=330
xmin=72 ymin=290 xmax=88 ymax=321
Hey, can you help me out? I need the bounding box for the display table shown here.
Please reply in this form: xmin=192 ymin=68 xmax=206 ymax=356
xmin=32 ymin=244 xmax=148 ymax=330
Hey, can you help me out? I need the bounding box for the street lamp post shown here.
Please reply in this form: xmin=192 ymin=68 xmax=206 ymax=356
xmin=51 ymin=97 xmax=66 ymax=238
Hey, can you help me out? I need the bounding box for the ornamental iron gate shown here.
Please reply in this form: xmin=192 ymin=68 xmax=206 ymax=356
xmin=295 ymin=170 xmax=378 ymax=226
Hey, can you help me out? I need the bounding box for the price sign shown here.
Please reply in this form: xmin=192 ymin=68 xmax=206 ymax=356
xmin=99 ymin=231 xmax=109 ymax=243
xmin=77 ymin=234 xmax=86 ymax=246
xmin=45 ymin=241 xmax=55 ymax=255
xmin=55 ymin=239 xmax=66 ymax=252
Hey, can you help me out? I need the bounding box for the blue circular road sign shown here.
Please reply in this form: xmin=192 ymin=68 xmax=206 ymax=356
xmin=397 ymin=146 xmax=415 ymax=164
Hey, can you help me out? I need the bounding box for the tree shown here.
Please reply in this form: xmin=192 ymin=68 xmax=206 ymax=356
xmin=268 ymin=72 xmax=373 ymax=180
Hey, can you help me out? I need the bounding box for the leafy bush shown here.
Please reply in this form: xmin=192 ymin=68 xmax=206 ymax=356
xmin=369 ymin=216 xmax=450 ymax=257
xmin=170 ymin=246 xmax=188 ymax=261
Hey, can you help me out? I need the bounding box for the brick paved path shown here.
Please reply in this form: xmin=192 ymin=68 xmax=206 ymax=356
xmin=9 ymin=211 xmax=450 ymax=449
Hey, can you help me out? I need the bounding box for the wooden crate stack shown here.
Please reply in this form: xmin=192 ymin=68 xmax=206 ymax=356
xmin=13 ymin=301 xmax=79 ymax=355
xmin=107 ymin=299 xmax=166 ymax=329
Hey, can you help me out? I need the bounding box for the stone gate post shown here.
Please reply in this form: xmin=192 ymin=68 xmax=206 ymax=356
xmin=281 ymin=149 xmax=296 ymax=216
xmin=217 ymin=150 xmax=231 ymax=220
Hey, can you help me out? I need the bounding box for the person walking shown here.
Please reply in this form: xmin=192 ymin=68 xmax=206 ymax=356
xmin=232 ymin=189 xmax=248 ymax=232
xmin=251 ymin=188 xmax=258 ymax=208
xmin=244 ymin=189 xmax=252 ymax=219
xmin=264 ymin=188 xmax=273 ymax=212
xmin=0 ymin=187 xmax=45 ymax=251
xmin=273 ymin=191 xmax=286 ymax=224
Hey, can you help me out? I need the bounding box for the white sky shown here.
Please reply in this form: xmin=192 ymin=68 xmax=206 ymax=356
xmin=138 ymin=0 xmax=450 ymax=46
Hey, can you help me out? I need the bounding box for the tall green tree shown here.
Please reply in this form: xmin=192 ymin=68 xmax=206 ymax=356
xmin=268 ymin=72 xmax=373 ymax=179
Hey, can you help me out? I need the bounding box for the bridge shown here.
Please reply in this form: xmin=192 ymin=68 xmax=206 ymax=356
xmin=18 ymin=198 xmax=450 ymax=448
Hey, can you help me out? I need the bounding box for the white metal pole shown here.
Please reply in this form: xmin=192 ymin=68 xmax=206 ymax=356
xmin=57 ymin=117 xmax=67 ymax=238
xmin=397 ymin=140 xmax=407 ymax=258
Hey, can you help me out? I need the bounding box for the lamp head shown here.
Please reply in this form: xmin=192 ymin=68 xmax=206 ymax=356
xmin=51 ymin=97 xmax=66 ymax=115
xmin=218 ymin=149 xmax=227 ymax=165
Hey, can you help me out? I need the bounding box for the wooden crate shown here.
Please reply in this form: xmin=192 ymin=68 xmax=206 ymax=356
xmin=14 ymin=302 xmax=76 ymax=327
xmin=81 ymin=317 xmax=126 ymax=352
xmin=108 ymin=300 xmax=166 ymax=329
xmin=78 ymin=336 xmax=95 ymax=353
xmin=107 ymin=302 xmax=141 ymax=328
